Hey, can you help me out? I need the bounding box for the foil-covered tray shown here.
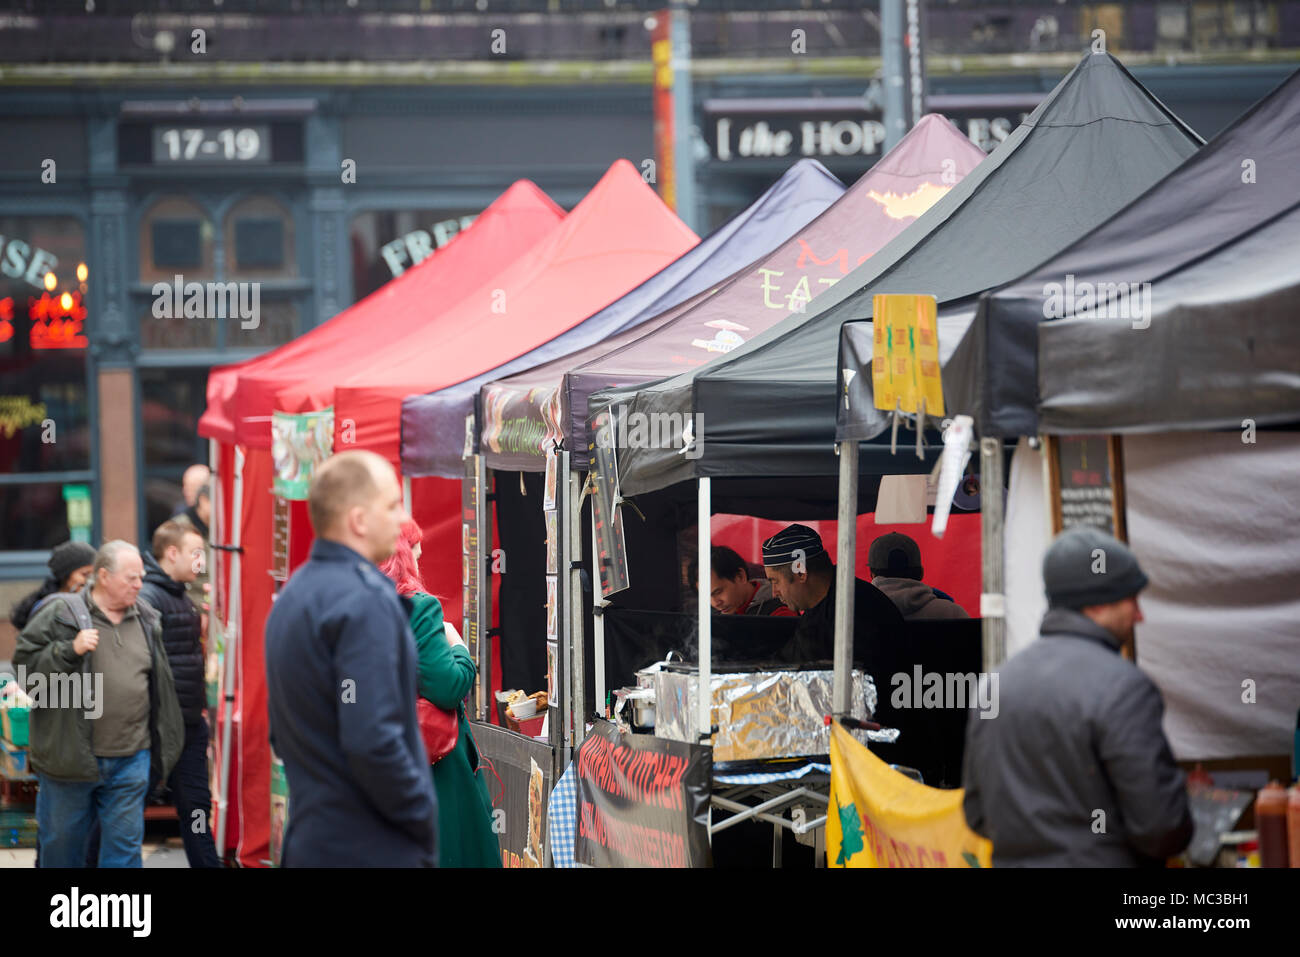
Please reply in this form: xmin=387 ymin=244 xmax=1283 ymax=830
xmin=654 ymin=668 xmax=881 ymax=761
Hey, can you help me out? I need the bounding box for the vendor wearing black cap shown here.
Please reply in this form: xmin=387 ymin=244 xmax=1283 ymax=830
xmin=962 ymin=527 xmax=1192 ymax=867
xmin=762 ymin=524 xmax=905 ymax=720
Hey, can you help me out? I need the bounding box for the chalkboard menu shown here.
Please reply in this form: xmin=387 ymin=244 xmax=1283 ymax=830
xmin=1046 ymin=435 xmax=1127 ymax=540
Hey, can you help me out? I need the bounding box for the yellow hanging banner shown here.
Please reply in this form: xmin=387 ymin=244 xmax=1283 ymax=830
xmin=827 ymin=721 xmax=991 ymax=868
xmin=871 ymin=293 xmax=944 ymax=416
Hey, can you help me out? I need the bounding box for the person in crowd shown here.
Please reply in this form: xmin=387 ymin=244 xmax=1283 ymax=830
xmin=15 ymin=541 xmax=184 ymax=868
xmin=379 ymin=519 xmax=500 ymax=868
xmin=962 ymin=527 xmax=1193 ymax=867
xmin=264 ymin=450 xmax=438 ymax=867
xmin=138 ymin=521 xmax=221 ymax=868
xmin=171 ymin=464 xmax=210 ymax=517
xmin=867 ymin=532 xmax=970 ymax=620
xmin=764 ymin=524 xmax=906 ymax=724
xmin=173 ymin=482 xmax=211 ymax=616
xmin=175 ymin=482 xmax=211 ymax=540
xmin=688 ymin=545 xmax=795 ymax=617
xmin=10 ymin=540 xmax=97 ymax=632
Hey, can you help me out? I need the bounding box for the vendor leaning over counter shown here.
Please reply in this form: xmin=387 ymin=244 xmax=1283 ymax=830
xmin=689 ymin=545 xmax=795 ymax=617
xmin=762 ymin=524 xmax=906 ymax=724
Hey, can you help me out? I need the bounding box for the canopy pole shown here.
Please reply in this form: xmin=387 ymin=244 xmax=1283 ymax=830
xmin=833 ymin=441 xmax=858 ymax=716
xmin=979 ymin=437 xmax=1007 ymax=670
xmin=697 ymin=477 xmax=712 ymax=741
xmin=567 ymin=467 xmax=586 ymax=745
xmin=215 ymin=445 xmax=245 ymax=861
xmin=551 ymin=452 xmax=569 ymax=766
xmin=590 ymin=481 xmax=607 ymax=721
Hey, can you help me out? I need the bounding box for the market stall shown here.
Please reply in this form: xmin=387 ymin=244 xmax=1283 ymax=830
xmin=941 ymin=64 xmax=1300 ymax=780
xmin=607 ymin=52 xmax=1201 ymax=713
xmin=197 ymin=180 xmax=566 ymax=866
xmin=573 ymin=52 xmax=1209 ymax=865
xmin=542 ymin=116 xmax=992 ymax=865
xmin=438 ymin=156 xmax=848 ymax=863
xmin=399 ymin=156 xmax=846 ymax=705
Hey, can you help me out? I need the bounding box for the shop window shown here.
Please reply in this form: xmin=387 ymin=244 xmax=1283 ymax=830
xmin=0 ymin=216 xmax=90 ymax=475
xmin=0 ymin=483 xmax=74 ymax=551
xmin=140 ymin=196 xmax=214 ymax=284
xmin=235 ymin=218 xmax=284 ymax=269
xmin=225 ymin=195 xmax=295 ymax=278
xmin=151 ymin=220 xmax=204 ymax=268
xmin=140 ymin=366 xmax=209 ymax=537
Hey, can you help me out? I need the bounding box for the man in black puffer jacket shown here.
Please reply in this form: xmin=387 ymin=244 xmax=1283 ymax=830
xmin=139 ymin=521 xmax=222 ymax=868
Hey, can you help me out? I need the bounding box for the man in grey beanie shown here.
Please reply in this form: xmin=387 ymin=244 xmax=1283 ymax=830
xmin=961 ymin=527 xmax=1193 ymax=867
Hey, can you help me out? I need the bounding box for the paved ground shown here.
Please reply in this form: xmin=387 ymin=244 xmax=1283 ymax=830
xmin=0 ymin=834 xmax=190 ymax=868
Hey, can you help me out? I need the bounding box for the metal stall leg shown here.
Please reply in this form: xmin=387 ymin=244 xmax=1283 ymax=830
xmin=568 ymin=469 xmax=585 ymax=742
xmin=697 ymin=478 xmax=712 ymax=743
xmin=590 ymin=487 xmax=607 ymax=720
xmin=215 ymin=446 xmax=245 ymax=861
xmin=979 ymin=437 xmax=1007 ymax=670
xmin=833 ymin=441 xmax=859 ymax=717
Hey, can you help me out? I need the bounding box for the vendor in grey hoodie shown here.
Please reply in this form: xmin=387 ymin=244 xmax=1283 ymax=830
xmin=962 ymin=527 xmax=1192 ymax=867
xmin=868 ymin=533 xmax=969 ymax=620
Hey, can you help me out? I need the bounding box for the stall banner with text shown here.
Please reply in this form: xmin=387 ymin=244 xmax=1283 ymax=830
xmin=871 ymin=294 xmax=943 ymax=416
xmin=575 ymin=718 xmax=711 ymax=868
xmin=828 ymin=721 xmax=990 ymax=868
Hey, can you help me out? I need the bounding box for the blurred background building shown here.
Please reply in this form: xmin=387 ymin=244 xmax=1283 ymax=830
xmin=0 ymin=0 xmax=1295 ymax=653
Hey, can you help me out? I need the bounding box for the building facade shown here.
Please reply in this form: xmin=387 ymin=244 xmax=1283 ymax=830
xmin=0 ymin=1 xmax=1295 ymax=606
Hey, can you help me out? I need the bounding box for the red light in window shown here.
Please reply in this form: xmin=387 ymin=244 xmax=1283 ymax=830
xmin=28 ymin=291 xmax=88 ymax=350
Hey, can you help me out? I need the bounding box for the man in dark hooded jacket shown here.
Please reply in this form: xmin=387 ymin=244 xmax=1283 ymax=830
xmin=962 ymin=527 xmax=1192 ymax=867
xmin=139 ymin=520 xmax=221 ymax=868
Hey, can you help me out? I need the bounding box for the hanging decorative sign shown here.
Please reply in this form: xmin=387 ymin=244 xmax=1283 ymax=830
xmin=871 ymin=294 xmax=944 ymax=417
xmin=271 ymin=407 xmax=334 ymax=500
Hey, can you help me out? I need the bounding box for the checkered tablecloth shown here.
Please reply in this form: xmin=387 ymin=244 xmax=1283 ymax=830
xmin=547 ymin=761 xmax=580 ymax=868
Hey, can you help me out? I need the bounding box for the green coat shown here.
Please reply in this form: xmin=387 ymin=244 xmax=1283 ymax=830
xmin=409 ymin=592 xmax=501 ymax=868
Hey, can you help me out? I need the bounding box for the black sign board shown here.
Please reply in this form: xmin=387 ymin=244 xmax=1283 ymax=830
xmin=472 ymin=721 xmax=553 ymax=868
xmin=574 ymin=718 xmax=712 ymax=868
xmin=702 ymin=93 xmax=1042 ymax=163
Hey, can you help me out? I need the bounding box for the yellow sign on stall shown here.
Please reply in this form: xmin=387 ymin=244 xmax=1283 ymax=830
xmin=871 ymin=293 xmax=944 ymax=416
xmin=827 ymin=722 xmax=991 ymax=868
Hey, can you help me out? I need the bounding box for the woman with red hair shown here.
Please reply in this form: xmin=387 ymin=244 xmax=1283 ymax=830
xmin=380 ymin=519 xmax=500 ymax=867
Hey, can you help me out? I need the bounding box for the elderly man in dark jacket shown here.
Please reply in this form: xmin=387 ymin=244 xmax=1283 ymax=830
xmin=265 ymin=450 xmax=438 ymax=867
xmin=139 ymin=520 xmax=221 ymax=868
xmin=962 ymin=527 xmax=1193 ymax=867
